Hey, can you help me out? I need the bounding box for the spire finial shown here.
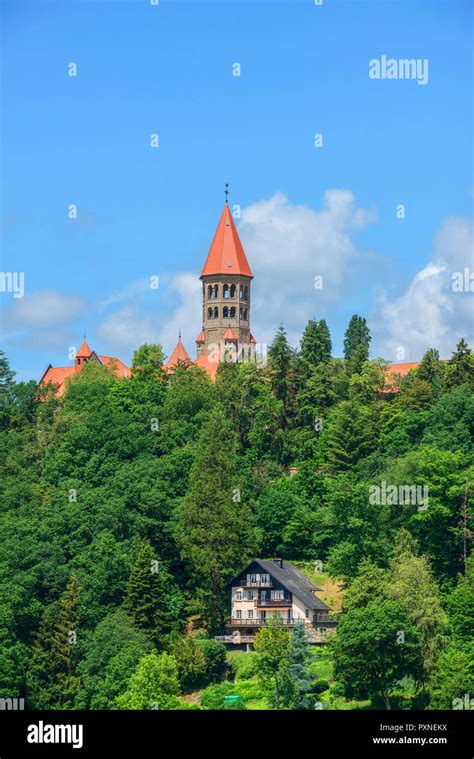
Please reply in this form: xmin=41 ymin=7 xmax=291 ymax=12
xmin=224 ymin=183 xmax=229 ymax=204
xmin=178 ymin=329 xmax=181 ymax=341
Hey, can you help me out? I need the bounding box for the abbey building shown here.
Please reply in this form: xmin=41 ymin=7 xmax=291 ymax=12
xmin=40 ymin=200 xmax=256 ymax=392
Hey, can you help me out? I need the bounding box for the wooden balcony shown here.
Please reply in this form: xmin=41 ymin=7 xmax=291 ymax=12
xmin=226 ymin=617 xmax=304 ymax=627
xmin=255 ymin=598 xmax=291 ymax=607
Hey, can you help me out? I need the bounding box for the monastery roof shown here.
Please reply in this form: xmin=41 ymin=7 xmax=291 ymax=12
xmin=165 ymin=338 xmax=192 ymax=368
xmin=200 ymin=203 xmax=253 ymax=279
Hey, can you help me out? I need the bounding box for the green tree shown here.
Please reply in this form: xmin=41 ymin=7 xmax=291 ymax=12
xmin=254 ymin=621 xmax=291 ymax=709
xmin=325 ymin=401 xmax=379 ymax=472
xmin=417 ymin=348 xmax=444 ymax=387
xmin=429 ymin=641 xmax=474 ymax=709
xmin=132 ymin=343 xmax=166 ymax=380
xmin=388 ymin=531 xmax=447 ymax=682
xmin=268 ymin=324 xmax=293 ymax=404
xmin=300 ymin=319 xmax=332 ymax=367
xmin=75 ymin=609 xmax=151 ymax=709
xmin=171 ymin=635 xmax=207 ymax=691
xmin=115 ymin=651 xmax=181 ymax=710
xmin=333 ymin=599 xmax=422 ymax=709
xmin=195 ymin=638 xmax=227 ymax=684
xmin=124 ymin=540 xmax=176 ymax=647
xmin=343 ymin=315 xmax=371 ymax=374
xmin=286 ymin=622 xmax=312 ymax=709
xmin=174 ymin=407 xmax=257 ymax=629
xmin=444 ymin=339 xmax=474 ymax=390
xmin=28 ymin=577 xmax=81 ymax=709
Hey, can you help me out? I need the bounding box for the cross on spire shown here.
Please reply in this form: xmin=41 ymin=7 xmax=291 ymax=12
xmin=224 ymin=183 xmax=229 ymax=204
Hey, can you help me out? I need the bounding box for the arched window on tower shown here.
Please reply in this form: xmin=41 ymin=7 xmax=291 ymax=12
xmin=223 ymin=284 xmax=229 ymax=299
xmin=239 ymin=285 xmax=243 ymax=299
xmin=243 ymin=286 xmax=248 ymax=300
xmin=214 ymin=306 xmax=218 ymax=319
xmin=223 ymin=306 xmax=229 ymax=318
xmin=230 ymin=284 xmax=236 ymax=298
xmin=208 ymin=307 xmax=213 ymax=320
xmin=230 ymin=306 xmax=236 ymax=319
xmin=243 ymin=308 xmax=248 ymax=320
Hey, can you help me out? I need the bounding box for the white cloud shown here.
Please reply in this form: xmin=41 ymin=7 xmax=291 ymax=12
xmin=97 ymin=278 xmax=155 ymax=310
xmin=373 ymin=216 xmax=474 ymax=361
xmin=157 ymin=273 xmax=202 ymax=359
xmin=1 ymin=289 xmax=87 ymax=352
xmin=238 ymin=191 xmax=377 ymax=347
xmin=2 ymin=289 xmax=86 ymax=330
xmin=96 ymin=304 xmax=160 ymax=352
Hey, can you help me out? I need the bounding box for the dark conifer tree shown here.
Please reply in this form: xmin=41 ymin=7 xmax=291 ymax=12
xmin=124 ymin=540 xmax=175 ymax=647
xmin=174 ymin=407 xmax=256 ymax=630
xmin=445 ymin=339 xmax=474 ymax=390
xmin=268 ymin=324 xmax=293 ymax=405
xmin=343 ymin=315 xmax=371 ymax=374
xmin=28 ymin=576 xmax=81 ymax=709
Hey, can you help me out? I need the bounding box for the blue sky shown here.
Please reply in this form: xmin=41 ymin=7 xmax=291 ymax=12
xmin=1 ymin=0 xmax=472 ymax=380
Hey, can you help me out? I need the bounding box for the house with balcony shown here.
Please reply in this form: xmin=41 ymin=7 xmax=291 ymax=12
xmin=216 ymin=559 xmax=337 ymax=649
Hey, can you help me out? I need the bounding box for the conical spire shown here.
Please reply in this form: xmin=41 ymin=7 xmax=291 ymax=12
xmin=165 ymin=335 xmax=192 ymax=368
xmin=77 ymin=336 xmax=91 ymax=358
xmin=200 ymin=204 xmax=253 ymax=279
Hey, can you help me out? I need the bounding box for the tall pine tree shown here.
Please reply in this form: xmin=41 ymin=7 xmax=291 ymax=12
xmin=268 ymin=324 xmax=293 ymax=405
xmin=124 ymin=540 xmax=175 ymax=647
xmin=343 ymin=315 xmax=371 ymax=375
xmin=445 ymin=339 xmax=474 ymax=390
xmin=174 ymin=407 xmax=257 ymax=630
xmin=27 ymin=576 xmax=81 ymax=709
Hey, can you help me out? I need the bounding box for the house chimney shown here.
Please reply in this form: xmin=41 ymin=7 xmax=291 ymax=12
xmin=275 ymin=558 xmax=283 ymax=568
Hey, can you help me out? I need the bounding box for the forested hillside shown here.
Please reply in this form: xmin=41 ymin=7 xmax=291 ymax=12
xmin=1 ymin=317 xmax=473 ymax=710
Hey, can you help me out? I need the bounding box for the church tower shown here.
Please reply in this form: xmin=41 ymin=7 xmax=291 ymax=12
xmin=196 ymin=199 xmax=255 ymax=362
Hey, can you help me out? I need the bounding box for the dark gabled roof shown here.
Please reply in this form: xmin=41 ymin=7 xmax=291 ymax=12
xmin=229 ymin=559 xmax=330 ymax=612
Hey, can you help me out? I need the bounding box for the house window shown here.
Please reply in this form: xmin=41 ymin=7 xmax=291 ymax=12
xmin=236 ymin=610 xmax=242 ymax=619
xmin=247 ymin=573 xmax=257 ymax=584
xmin=248 ymin=610 xmax=253 ymax=619
xmin=234 ymin=592 xmax=242 ymax=601
xmin=261 ymin=574 xmax=270 ymax=584
xmin=271 ymin=590 xmax=284 ymax=600
xmin=305 ymin=609 xmax=309 ymax=618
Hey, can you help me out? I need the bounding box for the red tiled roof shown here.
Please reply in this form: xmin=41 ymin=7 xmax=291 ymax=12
xmin=385 ymin=362 xmax=420 ymax=378
xmin=98 ymin=355 xmax=131 ymax=378
xmin=77 ymin=339 xmax=92 ymax=358
xmin=200 ymin=204 xmax=253 ymax=279
xmin=223 ymin=327 xmax=237 ymax=341
xmin=165 ymin=339 xmax=192 ymax=368
xmin=195 ymin=330 xmax=205 ymax=343
xmin=249 ymin=332 xmax=257 ymax=344
xmin=194 ymin=352 xmax=220 ymax=380
xmin=40 ymin=366 xmax=76 ymax=397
